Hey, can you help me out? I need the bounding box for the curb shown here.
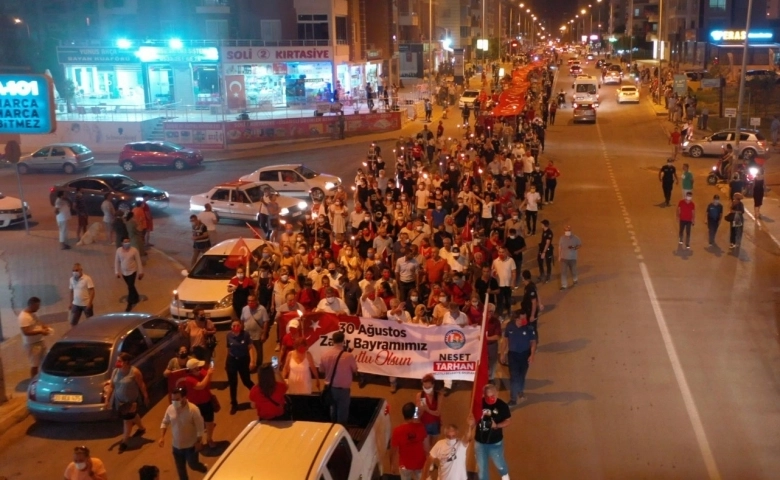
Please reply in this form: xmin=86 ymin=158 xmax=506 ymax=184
xmin=0 ymin=397 xmax=29 ymax=438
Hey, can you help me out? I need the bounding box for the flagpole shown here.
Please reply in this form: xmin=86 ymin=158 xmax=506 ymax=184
xmin=469 ymin=292 xmax=491 ymax=413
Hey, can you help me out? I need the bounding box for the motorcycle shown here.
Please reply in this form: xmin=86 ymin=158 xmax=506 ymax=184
xmin=706 ymin=162 xmax=758 ymax=196
xmin=557 ymin=92 xmax=566 ymax=108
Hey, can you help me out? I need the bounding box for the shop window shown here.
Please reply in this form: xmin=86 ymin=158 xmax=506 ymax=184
xmin=709 ymin=0 xmax=726 ymax=10
xmin=298 ymin=14 xmax=329 ymax=40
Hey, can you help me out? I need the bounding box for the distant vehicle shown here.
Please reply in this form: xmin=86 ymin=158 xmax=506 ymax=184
xmin=17 ymin=143 xmax=94 ymax=175
xmin=49 ymin=174 xmax=169 ymax=214
xmin=744 ymin=69 xmax=777 ymax=83
xmin=0 ymin=192 xmax=31 ymax=228
xmin=190 ymin=181 xmax=308 ymax=225
xmin=119 ymin=141 xmax=204 ymax=172
xmin=684 ymin=70 xmax=707 ymax=81
xmin=458 ymin=89 xmax=480 ymax=109
xmin=239 ymin=164 xmax=341 ymax=203
xmin=572 ymin=76 xmax=600 ymax=106
xmin=586 ymin=53 xmax=595 ymax=62
xmin=171 ymin=238 xmax=279 ymax=324
xmin=682 ymin=130 xmax=767 ymax=159
xmin=27 ymin=314 xmax=181 ymax=422
xmin=604 ymin=70 xmax=622 ymax=84
xmin=569 ymin=65 xmax=583 ymax=76
xmin=573 ymin=103 xmax=597 ymax=123
xmin=616 ymin=85 xmax=640 ymax=103
xmin=203 ymin=395 xmax=391 ymax=480
xmin=596 ymin=59 xmax=606 ymax=68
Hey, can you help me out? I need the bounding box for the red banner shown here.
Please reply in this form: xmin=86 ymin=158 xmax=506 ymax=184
xmin=225 ymin=75 xmax=247 ymax=110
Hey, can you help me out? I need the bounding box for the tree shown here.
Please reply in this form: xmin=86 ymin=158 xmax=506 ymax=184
xmin=60 ymin=79 xmax=77 ymax=113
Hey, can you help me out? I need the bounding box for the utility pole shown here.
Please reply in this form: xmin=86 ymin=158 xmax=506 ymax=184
xmin=733 ymin=0 xmax=754 ymax=178
xmin=429 ymin=0 xmax=433 ymax=99
xmin=657 ymin=0 xmax=664 ymax=62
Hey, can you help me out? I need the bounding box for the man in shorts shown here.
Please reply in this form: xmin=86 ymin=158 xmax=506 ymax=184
xmin=18 ymin=297 xmax=52 ymax=377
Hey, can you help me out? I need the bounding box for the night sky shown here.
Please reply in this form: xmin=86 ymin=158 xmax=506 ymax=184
xmin=530 ymin=0 xmax=597 ymax=33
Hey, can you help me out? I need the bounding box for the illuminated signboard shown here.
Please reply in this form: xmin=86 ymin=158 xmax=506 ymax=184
xmin=710 ymin=30 xmax=774 ymax=42
xmin=0 ymin=74 xmax=56 ymax=134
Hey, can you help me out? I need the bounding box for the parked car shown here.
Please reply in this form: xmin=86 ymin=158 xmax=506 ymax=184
xmin=573 ymin=103 xmax=597 ymax=123
xmin=239 ymin=164 xmax=341 ymax=203
xmin=458 ymin=89 xmax=480 ymax=109
xmin=190 ymin=181 xmax=308 ymax=225
xmin=616 ymin=85 xmax=640 ymax=103
xmin=27 ymin=314 xmax=181 ymax=422
xmin=49 ymin=174 xmax=169 ymax=214
xmin=17 ymin=143 xmax=94 ymax=174
xmin=682 ymin=129 xmax=767 ymax=159
xmin=118 ymin=141 xmax=204 ymax=172
xmin=0 ymin=192 xmax=31 ymax=228
xmin=171 ymin=238 xmax=279 ymax=324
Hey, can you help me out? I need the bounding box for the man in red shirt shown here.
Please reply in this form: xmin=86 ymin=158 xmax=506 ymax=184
xmin=676 ymin=192 xmax=696 ymax=249
xmin=390 ymin=402 xmax=428 ymax=479
xmin=669 ymin=127 xmax=682 ymax=160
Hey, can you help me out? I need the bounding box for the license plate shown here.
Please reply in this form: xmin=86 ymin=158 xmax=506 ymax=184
xmin=52 ymin=393 xmax=83 ymax=403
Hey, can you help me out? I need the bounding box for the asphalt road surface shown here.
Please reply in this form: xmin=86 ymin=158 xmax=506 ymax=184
xmin=0 ymin=59 xmax=778 ymax=479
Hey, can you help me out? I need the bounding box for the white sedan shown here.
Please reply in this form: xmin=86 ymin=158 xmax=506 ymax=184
xmin=190 ymin=181 xmax=308 ymax=225
xmin=616 ymin=85 xmax=640 ymax=104
xmin=239 ymin=164 xmax=341 ymax=203
xmin=0 ymin=192 xmax=31 ymax=228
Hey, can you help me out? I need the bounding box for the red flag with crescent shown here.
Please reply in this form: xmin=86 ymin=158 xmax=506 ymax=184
xmin=224 ymin=237 xmax=250 ymax=269
xmin=278 ymin=312 xmax=359 ymax=348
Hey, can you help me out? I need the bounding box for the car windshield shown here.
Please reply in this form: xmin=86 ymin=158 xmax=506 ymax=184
xmin=162 ymin=142 xmax=184 ymax=151
xmin=103 ymin=175 xmax=142 ymax=191
xmin=576 ymin=84 xmax=597 ymax=94
xmin=462 ymin=91 xmax=479 ymax=98
xmin=189 ymin=255 xmax=237 ymax=279
xmin=70 ymin=145 xmax=91 ymax=155
xmin=609 ymin=65 xmax=621 ymax=71
xmin=295 ymin=165 xmax=318 ymax=179
xmin=245 ymin=184 xmax=277 ymax=202
xmin=42 ymin=342 xmax=112 ymax=377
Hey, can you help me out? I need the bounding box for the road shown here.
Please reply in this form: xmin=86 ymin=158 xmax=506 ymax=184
xmin=0 ymin=59 xmax=779 ymax=479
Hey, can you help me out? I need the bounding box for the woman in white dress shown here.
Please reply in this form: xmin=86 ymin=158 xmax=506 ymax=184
xmin=329 ymin=199 xmax=348 ymax=236
xmin=282 ymin=337 xmax=320 ymax=394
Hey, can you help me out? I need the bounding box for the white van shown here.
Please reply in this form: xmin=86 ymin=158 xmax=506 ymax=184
xmin=572 ymin=75 xmax=600 ymax=107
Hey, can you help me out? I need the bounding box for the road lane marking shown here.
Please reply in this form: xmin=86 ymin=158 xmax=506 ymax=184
xmin=744 ymin=209 xmax=780 ymax=249
xmin=596 ymin=123 xmax=722 ymax=480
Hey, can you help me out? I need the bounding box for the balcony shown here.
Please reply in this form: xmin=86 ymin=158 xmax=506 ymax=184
xmin=399 ymin=14 xmax=420 ymax=26
xmin=197 ymin=0 xmax=230 ymax=14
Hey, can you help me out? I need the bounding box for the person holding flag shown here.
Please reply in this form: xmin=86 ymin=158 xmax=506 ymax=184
xmin=474 ymin=384 xmax=512 ymax=480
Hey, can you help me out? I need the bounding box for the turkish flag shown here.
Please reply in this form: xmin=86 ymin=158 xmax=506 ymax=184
xmin=226 ymin=75 xmax=247 ymax=110
xmin=470 ymin=305 xmax=491 ymax=421
xmin=224 ymin=237 xmax=250 ymax=269
xmin=278 ymin=311 xmax=356 ymax=347
xmin=245 ymin=222 xmax=264 ymax=239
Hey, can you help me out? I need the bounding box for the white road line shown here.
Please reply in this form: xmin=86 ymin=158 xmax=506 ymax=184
xmin=596 ymin=123 xmax=722 ymax=480
xmin=744 ymin=209 xmax=780 ymax=249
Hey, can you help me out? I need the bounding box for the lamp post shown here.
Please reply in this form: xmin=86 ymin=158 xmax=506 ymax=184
xmin=13 ymin=18 xmax=31 ymax=38
xmin=429 ymin=0 xmax=433 ymax=102
xmin=733 ymin=0 xmax=755 ymax=176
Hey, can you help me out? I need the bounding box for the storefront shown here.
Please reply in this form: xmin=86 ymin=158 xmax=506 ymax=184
xmin=707 ymin=30 xmax=780 ymax=68
xmin=58 ymin=45 xmax=221 ymax=109
xmin=221 ymin=46 xmax=334 ymax=110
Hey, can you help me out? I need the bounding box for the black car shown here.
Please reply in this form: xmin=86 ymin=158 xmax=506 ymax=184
xmin=49 ymin=174 xmax=169 ymax=214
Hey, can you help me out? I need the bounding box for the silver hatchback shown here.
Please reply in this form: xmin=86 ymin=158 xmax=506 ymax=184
xmin=682 ymin=129 xmax=767 ymax=159
xmin=17 ymin=143 xmax=94 ymax=174
xmin=27 ymin=314 xmax=181 ymax=422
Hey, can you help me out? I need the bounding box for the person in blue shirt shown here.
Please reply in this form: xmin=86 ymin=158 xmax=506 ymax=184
xmin=225 ymin=319 xmax=257 ymax=414
xmin=705 ymin=194 xmax=723 ymax=248
xmin=501 ymin=310 xmax=537 ymax=408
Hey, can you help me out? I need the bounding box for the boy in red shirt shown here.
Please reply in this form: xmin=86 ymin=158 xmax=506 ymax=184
xmin=390 ymin=402 xmax=428 ymax=478
xmin=676 ymin=192 xmax=696 ymax=249
xmin=669 ymin=127 xmax=682 ymax=160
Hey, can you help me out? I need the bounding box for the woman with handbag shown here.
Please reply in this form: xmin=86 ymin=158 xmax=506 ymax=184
xmin=179 ymin=307 xmax=217 ymax=363
xmin=283 ymin=337 xmax=320 ymax=394
xmin=179 ymin=358 xmax=218 ymax=448
xmin=249 ymin=363 xmax=289 ymax=420
xmin=104 ymin=352 xmax=149 ymax=453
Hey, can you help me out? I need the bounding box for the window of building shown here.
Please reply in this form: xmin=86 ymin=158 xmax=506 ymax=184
xmin=460 ymin=26 xmax=470 ymax=38
xmin=260 ymin=20 xmax=282 ymax=41
xmin=298 ymin=14 xmax=329 ymax=40
xmin=336 ymin=17 xmax=348 ymax=43
xmin=104 ymin=0 xmax=125 ymax=7
xmin=709 ymin=0 xmax=726 ymax=10
xmin=205 ymin=19 xmax=229 ymax=39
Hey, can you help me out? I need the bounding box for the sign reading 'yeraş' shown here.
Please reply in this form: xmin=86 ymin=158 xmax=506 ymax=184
xmin=0 ymin=75 xmax=56 ymax=134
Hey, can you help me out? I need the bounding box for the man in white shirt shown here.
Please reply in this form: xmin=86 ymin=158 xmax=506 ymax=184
xmin=159 ymin=387 xmax=208 ymax=479
xmin=440 ymin=244 xmax=468 ymax=273
xmin=421 ymin=417 xmax=476 ymax=480
xmin=241 ymin=294 xmax=269 ymax=364
xmin=358 ymin=269 xmax=377 ymax=294
xmin=522 ymin=150 xmax=535 ymax=176
xmin=414 ymin=184 xmax=430 ymax=214
xmin=442 ymin=302 xmax=468 ymax=326
xmin=315 ymin=287 xmax=350 ymax=314
xmin=307 ymin=258 xmax=328 ymax=290
xmin=491 ymin=247 xmax=517 ymax=320
xmin=387 ymin=298 xmax=411 ymax=323
xmin=197 ymin=203 xmax=219 ymax=246
xmin=395 ymin=247 xmax=420 ymax=301
xmin=54 ymin=191 xmax=72 ymax=250
xmin=69 ymin=262 xmax=95 ymax=326
xmin=115 ymin=237 xmax=144 ymax=312
xmin=18 ymin=296 xmax=52 ymax=377
xmin=359 ymin=284 xmax=387 ymax=318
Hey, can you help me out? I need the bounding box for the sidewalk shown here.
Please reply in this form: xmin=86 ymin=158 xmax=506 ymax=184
xmin=0 ymin=228 xmax=186 ymax=437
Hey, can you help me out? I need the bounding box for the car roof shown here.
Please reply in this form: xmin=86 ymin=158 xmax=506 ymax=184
xmin=620 ymin=85 xmax=637 ymax=89
xmin=42 ymin=143 xmax=88 ymax=148
xmin=58 ymin=313 xmax=162 ymax=343
xmin=126 ymin=141 xmax=165 ymax=145
xmin=257 ymin=164 xmax=302 ymax=171
xmin=463 ymin=89 xmax=479 ymax=94
xmin=214 ymin=180 xmax=258 ymax=188
xmin=205 ymin=237 xmax=276 ymax=256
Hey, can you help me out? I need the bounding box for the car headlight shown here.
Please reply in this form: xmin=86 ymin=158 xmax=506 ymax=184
xmin=682 ymin=141 xmax=689 ymax=147
xmin=280 ymin=207 xmax=290 ymax=216
xmin=190 ymin=203 xmax=205 ymax=212
xmin=217 ymin=294 xmax=233 ymax=308
xmin=324 ymin=182 xmax=336 ymax=190
xmin=297 ymin=201 xmax=308 ymax=210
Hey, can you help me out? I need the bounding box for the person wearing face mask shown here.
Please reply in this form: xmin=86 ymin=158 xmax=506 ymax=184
xmin=159 ymin=387 xmax=208 ymax=479
xmin=359 ymin=284 xmax=388 ymax=318
xmin=225 ymin=319 xmax=257 ymax=414
xmin=179 ymin=357 xmax=217 ymax=448
xmin=316 ymin=287 xmax=350 ymax=313
xmin=306 ymin=258 xmax=327 ymax=289
xmin=165 ymin=345 xmax=193 ymax=400
xmin=279 ymin=245 xmax=297 ymax=273
xmin=520 ymin=185 xmax=541 ymax=235
xmin=228 ymin=266 xmax=255 ymax=319
xmin=64 ymin=445 xmax=107 ymax=480
xmin=415 ymin=373 xmax=443 ymax=447
xmin=529 ymin=164 xmax=545 ymax=205
xmin=179 ymin=308 xmax=217 ymax=363
xmin=272 ymin=267 xmax=299 ymax=314
xmin=283 ymin=337 xmax=320 ymax=394
xmin=421 ymin=416 xmax=476 ymax=480
xmin=558 ymin=226 xmax=582 ymax=290
xmin=676 ymin=192 xmax=696 ymax=250
xmin=104 ymin=352 xmax=149 ymax=453
xmin=340 ymin=245 xmax=364 ymax=281
xmin=68 ymin=262 xmax=95 ymax=327
xmin=115 ymin=237 xmax=144 ymax=312
xmin=537 ymin=219 xmax=554 ymax=283
xmin=705 ymin=194 xmax=723 ymax=247
xmin=474 ymin=384 xmax=512 ymax=480
xmin=501 ymin=310 xmax=537 ymax=408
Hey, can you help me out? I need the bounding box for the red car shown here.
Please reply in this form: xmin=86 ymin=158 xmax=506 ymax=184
xmin=118 ymin=141 xmax=204 ymax=172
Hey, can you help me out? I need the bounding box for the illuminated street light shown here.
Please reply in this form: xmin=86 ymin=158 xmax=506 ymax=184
xmin=169 ymin=38 xmax=183 ymax=49
xmin=116 ymin=38 xmax=132 ymax=49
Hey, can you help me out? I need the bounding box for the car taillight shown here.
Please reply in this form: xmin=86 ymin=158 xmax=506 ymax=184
xmin=28 ymin=379 xmax=38 ymax=401
xmin=758 ymin=141 xmax=766 ymax=147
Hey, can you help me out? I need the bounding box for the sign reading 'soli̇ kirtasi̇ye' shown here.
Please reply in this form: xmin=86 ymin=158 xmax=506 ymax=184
xmin=0 ymin=75 xmax=57 ymax=134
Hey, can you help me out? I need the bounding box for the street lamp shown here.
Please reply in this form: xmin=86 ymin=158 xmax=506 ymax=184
xmin=13 ymin=18 xmax=31 ymax=38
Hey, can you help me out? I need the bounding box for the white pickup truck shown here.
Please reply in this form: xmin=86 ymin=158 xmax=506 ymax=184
xmin=204 ymin=395 xmax=391 ymax=480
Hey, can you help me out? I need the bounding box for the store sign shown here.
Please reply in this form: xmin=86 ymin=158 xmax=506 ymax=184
xmin=221 ymin=46 xmax=333 ymax=63
xmin=57 ymin=47 xmax=138 ymax=64
xmin=163 ymin=122 xmax=225 ymax=149
xmin=0 ymin=75 xmax=56 ymax=134
xmin=366 ymin=49 xmax=383 ymax=60
xmin=710 ymin=30 xmax=773 ymax=42
xmin=135 ymin=46 xmax=219 ymax=63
